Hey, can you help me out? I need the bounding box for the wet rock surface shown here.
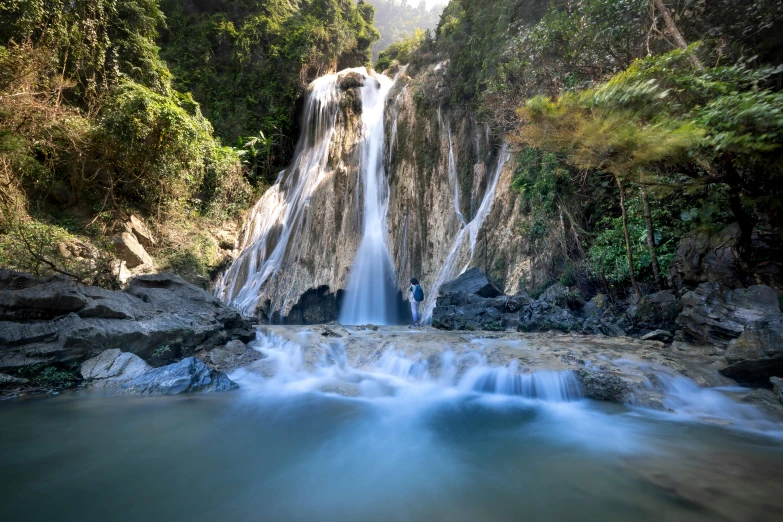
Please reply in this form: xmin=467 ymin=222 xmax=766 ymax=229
xmin=206 ymin=340 xmax=263 ymax=372
xmin=0 ymin=270 xmax=255 ymax=375
xmin=257 ymin=325 xmax=733 ymax=410
xmin=118 ymin=357 xmax=237 ymax=395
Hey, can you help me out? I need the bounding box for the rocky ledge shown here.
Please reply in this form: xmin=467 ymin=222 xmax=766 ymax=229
xmin=0 ymin=270 xmax=256 ymax=397
xmin=432 ymin=268 xmax=783 ymax=392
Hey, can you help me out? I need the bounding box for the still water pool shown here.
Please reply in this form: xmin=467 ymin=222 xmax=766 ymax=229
xmin=2 ymin=387 xmax=782 ymax=522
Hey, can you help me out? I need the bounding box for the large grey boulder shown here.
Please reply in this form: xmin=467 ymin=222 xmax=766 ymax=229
xmin=432 ymin=303 xmax=504 ymax=331
xmin=439 ymin=268 xmax=502 ymax=298
xmin=539 ymin=283 xmax=584 ymax=310
xmin=0 ymin=271 xmax=255 ymax=373
xmin=675 ymin=283 xmax=781 ymax=348
xmin=80 ymin=349 xmax=151 ymax=388
xmin=114 ymin=232 xmax=152 ymax=268
xmin=668 ymin=223 xmax=746 ymax=290
xmin=627 ymin=290 xmax=681 ymax=332
xmin=720 ymin=318 xmax=783 ymax=385
xmin=518 ymin=300 xmax=583 ymax=333
xmin=118 ymin=357 xmax=237 ymax=395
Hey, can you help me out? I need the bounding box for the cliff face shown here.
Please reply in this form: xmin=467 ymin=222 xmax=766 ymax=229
xmin=220 ymin=64 xmax=549 ymax=323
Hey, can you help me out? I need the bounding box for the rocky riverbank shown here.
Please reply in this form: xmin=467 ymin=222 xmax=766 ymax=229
xmin=431 ymin=268 xmax=783 ymax=408
xmin=0 ymin=270 xmax=256 ymax=398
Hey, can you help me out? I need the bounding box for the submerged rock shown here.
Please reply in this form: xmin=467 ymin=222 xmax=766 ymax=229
xmin=741 ymin=389 xmax=783 ymax=418
xmin=207 ymin=340 xmax=263 ymax=372
xmin=119 ymin=357 xmax=237 ymax=395
xmin=573 ymin=368 xmax=633 ymax=403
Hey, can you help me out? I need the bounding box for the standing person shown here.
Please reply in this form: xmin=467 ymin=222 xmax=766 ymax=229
xmin=409 ymin=278 xmax=424 ymax=327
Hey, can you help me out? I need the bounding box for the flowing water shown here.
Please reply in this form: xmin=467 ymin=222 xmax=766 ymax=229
xmin=421 ymin=145 xmax=512 ymax=322
xmin=2 ymin=330 xmax=783 ymax=522
xmin=338 ymin=73 xmax=400 ymax=325
xmin=215 ymin=72 xmax=344 ymax=317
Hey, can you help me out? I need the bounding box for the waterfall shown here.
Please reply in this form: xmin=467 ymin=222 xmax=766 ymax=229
xmin=421 ymin=145 xmax=511 ymax=323
xmin=215 ymin=72 xmax=346 ymax=316
xmin=438 ymin=107 xmax=467 ymax=225
xmin=338 ymin=73 xmax=400 ymax=325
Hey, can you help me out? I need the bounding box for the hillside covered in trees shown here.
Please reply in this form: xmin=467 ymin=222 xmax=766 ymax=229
xmin=0 ymin=0 xmax=378 ymax=285
xmin=380 ymin=0 xmax=783 ymax=299
xmin=368 ymin=0 xmax=444 ymax=60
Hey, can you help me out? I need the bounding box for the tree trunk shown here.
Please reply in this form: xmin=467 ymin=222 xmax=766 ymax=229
xmin=728 ymin=189 xmax=756 ymax=271
xmin=615 ymin=175 xmax=642 ymax=297
xmin=640 ymin=187 xmax=664 ymax=289
xmin=651 ymin=0 xmax=703 ymax=69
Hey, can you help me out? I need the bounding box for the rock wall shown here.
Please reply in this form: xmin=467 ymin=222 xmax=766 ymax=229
xmin=222 ymin=65 xmax=549 ymax=323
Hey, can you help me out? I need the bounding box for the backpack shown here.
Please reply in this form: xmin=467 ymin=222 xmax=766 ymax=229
xmin=413 ymin=284 xmax=424 ymax=302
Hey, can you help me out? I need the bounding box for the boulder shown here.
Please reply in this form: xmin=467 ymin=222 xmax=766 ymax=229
xmin=582 ymin=294 xmax=610 ymax=318
xmin=720 ymin=318 xmax=783 ymax=385
xmin=641 ymin=330 xmax=674 ymax=343
xmin=518 ymin=300 xmax=583 ymax=333
xmin=208 ymin=340 xmax=263 ymax=372
xmin=432 ymin=303 xmax=503 ymax=331
xmin=676 ymin=283 xmax=781 ymax=348
xmin=0 ymin=271 xmax=255 ymax=373
xmin=627 ymin=290 xmax=681 ymax=332
xmin=114 ymin=232 xmax=152 ymax=268
xmin=118 ymin=357 xmax=237 ymax=395
xmin=668 ymin=223 xmax=747 ymax=290
xmin=573 ymin=368 xmax=633 ymax=402
xmin=127 ymin=215 xmax=155 ymax=248
xmin=80 ymin=349 xmax=151 ymax=388
xmin=539 ymin=282 xmax=584 ymax=310
xmin=439 ymin=268 xmax=502 ymax=298
xmin=741 ymin=389 xmax=783 ymax=418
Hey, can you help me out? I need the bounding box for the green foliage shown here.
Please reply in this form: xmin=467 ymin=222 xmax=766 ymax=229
xmin=511 ymin=148 xmax=570 ymax=213
xmin=587 ymin=197 xmax=681 ymax=285
xmin=17 ymin=363 xmax=80 ymax=389
xmin=94 ymin=81 xmax=219 ymax=211
xmin=158 ymin=0 xmax=380 ymax=173
xmin=375 ymin=28 xmax=432 ymax=71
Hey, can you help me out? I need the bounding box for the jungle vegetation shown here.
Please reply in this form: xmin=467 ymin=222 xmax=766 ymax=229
xmin=383 ymin=0 xmax=783 ymax=296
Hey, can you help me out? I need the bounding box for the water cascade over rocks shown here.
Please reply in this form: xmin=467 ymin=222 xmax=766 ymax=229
xmin=338 ymin=73 xmax=399 ymax=325
xmin=215 ymin=73 xmax=344 ymax=316
xmin=421 ymin=146 xmax=511 ymax=323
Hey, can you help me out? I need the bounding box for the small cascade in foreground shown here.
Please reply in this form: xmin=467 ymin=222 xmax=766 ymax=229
xmin=234 ymin=330 xmax=583 ymax=402
xmin=421 ymin=145 xmax=512 ymax=323
xmin=338 ymin=73 xmax=400 ymax=325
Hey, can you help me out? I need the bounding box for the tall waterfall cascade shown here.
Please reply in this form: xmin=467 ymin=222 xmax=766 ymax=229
xmin=217 ymin=65 xmax=512 ymax=324
xmin=215 ymin=72 xmax=344 ymax=316
xmin=338 ymin=74 xmax=399 ymax=325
